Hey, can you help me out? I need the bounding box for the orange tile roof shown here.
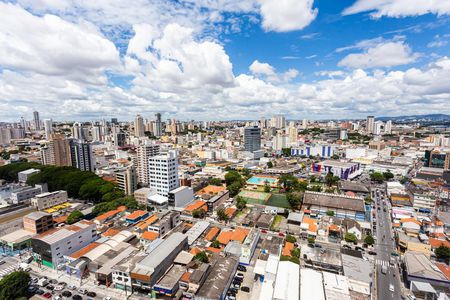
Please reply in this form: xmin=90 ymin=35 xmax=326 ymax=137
xmin=141 ymin=231 xmax=159 ymax=241
xmin=190 ymin=247 xmax=202 ymax=255
xmin=206 ymin=247 xmax=222 ymax=253
xmin=184 ymin=200 xmax=207 ymax=213
xmin=205 ymin=227 xmax=220 ymax=241
xmin=216 ymin=228 xmax=249 ymax=245
xmin=102 ymin=228 xmax=119 ymax=237
xmin=216 ymin=231 xmax=233 ymax=245
xmin=95 ymin=209 xmax=120 ymax=222
xmin=429 ymin=238 xmax=450 ymax=249
xmin=436 ymin=263 xmax=450 ymax=280
xmin=53 ymin=215 xmax=68 ymax=224
xmin=434 ymin=220 xmax=444 ymax=226
xmin=180 ymin=272 xmax=191 ymax=283
xmin=196 ymin=185 xmax=226 ymax=196
xmin=70 ymin=242 xmax=100 ymax=259
xmin=117 ymin=205 xmax=127 ymax=212
xmin=126 ymin=210 xmax=147 ymax=220
xmin=399 ymin=218 xmax=421 ymax=226
xmin=135 ymin=215 xmax=158 ymax=230
xmin=282 ymin=242 xmax=294 ymax=257
xmin=328 ymin=224 xmax=340 ymax=232
xmin=302 ymin=217 xmax=318 ymax=233
xmin=224 ymin=207 xmax=237 ymax=218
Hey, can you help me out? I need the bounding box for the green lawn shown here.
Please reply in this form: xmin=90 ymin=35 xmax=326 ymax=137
xmin=270 ymin=215 xmax=283 ymax=230
xmin=267 ymin=193 xmax=291 ymax=208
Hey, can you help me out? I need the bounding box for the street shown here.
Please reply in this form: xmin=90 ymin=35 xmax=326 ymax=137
xmin=373 ymin=187 xmax=402 ymax=300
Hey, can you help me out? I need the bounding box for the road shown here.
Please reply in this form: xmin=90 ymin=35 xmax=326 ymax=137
xmin=373 ymin=187 xmax=402 ymax=300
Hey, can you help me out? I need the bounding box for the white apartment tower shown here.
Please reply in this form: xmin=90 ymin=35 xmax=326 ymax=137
xmin=134 ymin=114 xmax=145 ymax=137
xmin=148 ymin=150 xmax=179 ymax=197
xmin=385 ymin=120 xmax=392 ymax=134
xmin=366 ymin=116 xmax=375 ymax=134
xmin=136 ymin=141 xmax=160 ymax=185
xmin=271 ymin=115 xmax=286 ymax=129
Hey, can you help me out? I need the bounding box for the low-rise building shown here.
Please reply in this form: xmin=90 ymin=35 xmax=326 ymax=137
xmin=23 ymin=211 xmax=54 ymax=234
xmin=31 ymin=190 xmax=68 ymax=211
xmin=18 ymin=168 xmax=40 ymax=184
xmin=168 ymin=186 xmax=194 ymax=208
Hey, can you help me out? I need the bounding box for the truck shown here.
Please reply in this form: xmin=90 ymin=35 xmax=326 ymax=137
xmin=381 ymin=265 xmax=387 ymax=274
xmin=37 ymin=278 xmax=48 ymax=287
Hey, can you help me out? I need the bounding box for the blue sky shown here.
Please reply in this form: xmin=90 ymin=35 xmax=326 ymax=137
xmin=0 ymin=0 xmax=450 ymax=121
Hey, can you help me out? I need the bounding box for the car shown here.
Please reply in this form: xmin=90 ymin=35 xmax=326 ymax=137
xmin=368 ymin=251 xmax=377 ymax=255
xmin=72 ymin=295 xmax=83 ymax=300
xmin=389 ymin=284 xmax=394 ymax=292
xmin=342 ymin=245 xmax=352 ymax=250
xmin=31 ymin=277 xmax=39 ymax=283
xmin=49 ymin=279 xmax=58 ymax=284
xmin=46 ymin=284 xmax=55 ymax=291
xmin=36 ymin=289 xmax=45 ymax=295
xmin=54 ymin=295 xmax=62 ymax=300
xmin=102 ymin=297 xmax=112 ymax=300
xmin=28 ymin=286 xmax=38 ymax=293
xmin=261 ymin=230 xmax=267 ymax=234
xmin=62 ymin=291 xmax=73 ymax=297
xmin=87 ymin=291 xmax=97 ymax=297
xmin=355 ymin=246 xmax=365 ymax=252
xmin=391 ymin=251 xmax=399 ymax=257
xmin=237 ymin=265 xmax=247 ymax=272
xmin=314 ymin=243 xmax=322 ymax=248
xmin=235 ymin=272 xmax=244 ymax=278
xmin=54 ymin=285 xmax=64 ymax=291
xmin=42 ymin=292 xmax=52 ymax=299
xmin=241 ymin=286 xmax=250 ymax=293
xmin=78 ymin=288 xmax=88 ymax=294
xmin=278 ymin=232 xmax=285 ymax=237
xmin=68 ymin=285 xmax=77 ymax=290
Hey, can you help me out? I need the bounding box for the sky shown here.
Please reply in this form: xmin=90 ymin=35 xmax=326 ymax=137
xmin=0 ymin=0 xmax=450 ymax=122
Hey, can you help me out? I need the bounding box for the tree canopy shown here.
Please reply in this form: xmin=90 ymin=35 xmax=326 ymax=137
xmin=0 ymin=271 xmax=30 ymax=300
xmin=364 ymin=234 xmax=375 ymax=246
xmin=345 ymin=233 xmax=358 ymax=244
xmin=217 ymin=208 xmax=229 ymax=221
xmin=194 ymin=251 xmax=209 ymax=263
xmin=67 ymin=210 xmax=84 ymax=224
xmin=435 ymin=245 xmax=450 ymax=264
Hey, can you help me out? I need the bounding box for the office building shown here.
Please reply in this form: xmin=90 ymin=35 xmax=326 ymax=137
xmin=134 ymin=114 xmax=145 ymax=137
xmin=271 ymin=115 xmax=286 ymax=129
xmin=366 ymin=116 xmax=374 ymax=134
xmin=154 ymin=113 xmax=162 ymax=137
xmin=44 ymin=119 xmax=53 ymax=139
xmin=244 ymin=126 xmax=261 ymax=152
xmin=23 ymin=211 xmax=54 ymax=234
xmin=302 ymin=119 xmax=308 ymax=129
xmin=149 ymin=150 xmax=179 ymax=197
xmin=31 ymin=190 xmax=68 ymax=210
xmin=40 ymin=134 xmax=72 ymax=166
xmin=33 ymin=111 xmax=40 ymax=130
xmin=31 ymin=220 xmax=97 ymax=268
xmin=136 ymin=142 xmax=160 ymax=185
xmin=10 ymin=185 xmax=46 ymax=204
xmin=18 ymin=169 xmax=41 ymax=184
xmin=424 ymin=150 xmax=450 ymax=169
xmin=115 ymin=166 xmax=137 ymax=195
xmin=70 ymin=140 xmax=95 ymax=172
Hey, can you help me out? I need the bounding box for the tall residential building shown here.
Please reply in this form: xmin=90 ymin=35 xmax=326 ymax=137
xmin=373 ymin=121 xmax=383 ymax=135
xmin=385 ymin=120 xmax=392 ymax=134
xmin=366 ymin=116 xmax=375 ymax=134
xmin=40 ymin=134 xmax=72 ymax=166
xmin=136 ymin=142 xmax=160 ymax=185
xmin=33 ymin=111 xmax=40 ymax=130
xmin=44 ymin=119 xmax=53 ymax=139
xmin=288 ymin=125 xmax=298 ymax=144
xmin=244 ymin=126 xmax=261 ymax=152
xmin=149 ymin=150 xmax=179 ymax=197
xmin=115 ymin=166 xmax=137 ymax=195
xmin=134 ymin=114 xmax=145 ymax=137
xmin=70 ymin=140 xmax=95 ymax=172
xmin=302 ymin=119 xmax=308 ymax=129
xmin=154 ymin=113 xmax=162 ymax=137
xmin=91 ymin=124 xmax=102 ymax=141
xmin=72 ymin=122 xmax=84 ymax=140
xmin=271 ymin=115 xmax=286 ymax=129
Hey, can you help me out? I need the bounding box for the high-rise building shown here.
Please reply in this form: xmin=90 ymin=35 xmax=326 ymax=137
xmin=115 ymin=166 xmax=137 ymax=195
xmin=136 ymin=141 xmax=160 ymax=185
xmin=154 ymin=113 xmax=162 ymax=137
xmin=373 ymin=121 xmax=383 ymax=135
xmin=302 ymin=119 xmax=308 ymax=129
xmin=111 ymin=118 xmax=118 ymax=125
xmin=244 ymin=126 xmax=261 ymax=152
xmin=134 ymin=114 xmax=145 ymax=137
xmin=424 ymin=150 xmax=450 ymax=169
xmin=91 ymin=124 xmax=102 ymax=141
xmin=385 ymin=120 xmax=392 ymax=134
xmin=33 ymin=111 xmax=40 ymax=130
xmin=70 ymin=140 xmax=95 ymax=172
xmin=72 ymin=122 xmax=84 ymax=140
xmin=366 ymin=116 xmax=375 ymax=134
xmin=271 ymin=115 xmax=286 ymax=129
xmin=40 ymin=134 xmax=72 ymax=166
xmin=288 ymin=125 xmax=298 ymax=144
xmin=148 ymin=150 xmax=179 ymax=197
xmin=44 ymin=119 xmax=53 ymax=139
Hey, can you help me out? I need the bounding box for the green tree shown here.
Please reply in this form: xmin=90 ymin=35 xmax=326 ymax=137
xmin=325 ymin=172 xmax=339 ymax=187
xmin=286 ymin=192 xmax=302 ymax=209
xmin=285 ymin=235 xmax=297 ymax=243
xmin=326 ymin=210 xmax=335 ymax=217
xmin=344 ymin=233 xmax=358 ymax=244
xmin=236 ymin=196 xmax=247 ymax=210
xmin=435 ymin=245 xmax=450 ymax=264
xmin=370 ymin=172 xmax=385 ymax=183
xmin=217 ymin=208 xmax=229 ymax=221
xmin=194 ymin=251 xmax=209 ymax=263
xmin=281 ymin=148 xmax=292 ymax=157
xmin=308 ymin=185 xmax=322 ymax=192
xmin=225 ymin=170 xmax=243 ymax=186
xmin=267 ymin=161 xmax=273 ymax=168
xmin=383 ymin=171 xmax=394 ymax=180
xmin=290 ymin=247 xmax=300 ymax=258
xmin=227 ymin=181 xmax=243 ymax=197
xmin=307 ymin=236 xmax=315 ymax=245
xmin=208 ymin=178 xmax=222 ymax=186
xmin=263 ymin=182 xmax=271 ymax=193
xmin=279 ymin=174 xmax=298 ymax=192
xmin=364 ymin=234 xmax=375 ymax=246
xmin=364 ymin=196 xmax=372 ymax=204
xmin=0 ymin=271 xmax=30 ymax=300
xmin=211 ymin=240 xmax=220 ymax=249
xmin=67 ymin=210 xmax=84 ymax=224
xmin=192 ymin=208 xmax=206 ymax=219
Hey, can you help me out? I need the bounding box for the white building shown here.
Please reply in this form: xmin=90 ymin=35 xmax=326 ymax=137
xmin=413 ymin=193 xmax=436 ymax=211
xmin=134 ymin=114 xmax=145 ymax=137
xmin=148 ymin=150 xmax=179 ymax=197
xmin=136 ymin=141 xmax=160 ymax=186
xmin=273 ymin=261 xmax=299 ymax=300
xmin=168 ymin=186 xmax=194 ymax=208
xmin=18 ymin=169 xmax=40 ymax=184
xmin=31 ymin=190 xmax=68 ymax=210
xmin=115 ymin=166 xmax=137 ymax=195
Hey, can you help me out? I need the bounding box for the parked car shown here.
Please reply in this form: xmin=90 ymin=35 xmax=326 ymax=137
xmin=241 ymin=286 xmax=250 ymax=293
xmin=87 ymin=291 xmax=97 ymax=297
xmin=68 ymin=285 xmax=77 ymax=290
xmin=237 ymin=265 xmax=247 ymax=272
xmin=42 ymin=292 xmax=52 ymax=299
xmin=78 ymin=288 xmax=88 ymax=295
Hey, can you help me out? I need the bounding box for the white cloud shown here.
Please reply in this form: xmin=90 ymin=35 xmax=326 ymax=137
xmin=0 ymin=3 xmax=119 ymax=84
xmin=343 ymin=0 xmax=450 ymax=18
xmin=427 ymin=34 xmax=450 ymax=48
xmin=249 ymin=60 xmax=299 ymax=82
xmin=249 ymin=60 xmax=276 ymax=77
xmin=258 ymin=0 xmax=318 ymax=32
xmin=338 ymin=41 xmax=419 ymax=69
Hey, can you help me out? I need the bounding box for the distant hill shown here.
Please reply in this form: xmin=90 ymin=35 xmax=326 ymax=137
xmin=376 ymin=114 xmax=450 ymax=122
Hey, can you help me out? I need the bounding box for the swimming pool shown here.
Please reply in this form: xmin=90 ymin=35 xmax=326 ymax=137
xmin=246 ymin=176 xmax=278 ymax=185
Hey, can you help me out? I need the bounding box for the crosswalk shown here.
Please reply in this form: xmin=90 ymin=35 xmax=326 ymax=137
xmin=375 ymin=259 xmax=390 ymax=267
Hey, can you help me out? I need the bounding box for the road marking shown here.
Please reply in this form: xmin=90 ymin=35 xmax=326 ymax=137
xmin=375 ymin=259 xmax=389 ymax=267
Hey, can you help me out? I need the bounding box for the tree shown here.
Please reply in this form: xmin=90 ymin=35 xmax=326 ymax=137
xmin=236 ymin=196 xmax=247 ymax=210
xmin=307 ymin=236 xmax=315 ymax=245
xmin=67 ymin=210 xmax=84 ymax=224
xmin=383 ymin=171 xmax=394 ymax=180
xmin=217 ymin=208 xmax=229 ymax=221
xmin=325 ymin=172 xmax=339 ymax=187
xmin=285 ymin=235 xmax=297 ymax=243
xmin=209 ymin=178 xmax=222 ymax=186
xmin=227 ymin=182 xmax=243 ymax=197
xmin=364 ymin=234 xmax=375 ymax=246
xmin=344 ymin=233 xmax=358 ymax=244
xmin=364 ymin=196 xmax=372 ymax=204
xmin=331 ymin=154 xmax=340 ymax=159
xmin=0 ymin=271 xmax=30 ymax=300
xmin=290 ymin=247 xmax=300 ymax=258
xmin=194 ymin=251 xmax=209 ymax=263
xmin=281 ymin=148 xmax=292 ymax=157
xmin=225 ymin=170 xmax=243 ymax=186
xmin=326 ymin=210 xmax=335 ymax=217
xmin=279 ymin=174 xmax=298 ymax=192
xmin=308 ymin=185 xmax=322 ymax=192
xmin=435 ymin=245 xmax=450 ymax=264
xmin=286 ymin=192 xmax=302 ymax=209
xmin=263 ymin=182 xmax=271 ymax=193
xmin=370 ymin=172 xmax=385 ymax=183
xmin=211 ymin=240 xmax=220 ymax=248
xmin=192 ymin=208 xmax=206 ymax=219
xmin=267 ymin=161 xmax=273 ymax=168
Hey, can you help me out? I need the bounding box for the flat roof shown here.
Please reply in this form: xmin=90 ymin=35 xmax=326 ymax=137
xmin=196 ymin=256 xmax=238 ymax=299
xmin=0 ymin=229 xmax=35 ymax=244
xmin=24 ymin=211 xmax=51 ymax=220
xmin=154 ymin=264 xmax=185 ymax=290
xmin=322 ymin=271 xmax=351 ymax=300
xmin=273 ymin=261 xmax=299 ymax=300
xmin=300 ymin=268 xmax=325 ymax=300
xmin=34 ymin=220 xmax=94 ymax=245
xmin=303 ymin=191 xmax=365 ymax=212
xmin=186 ymin=221 xmax=210 ymax=245
xmin=404 ymin=251 xmax=448 ymax=282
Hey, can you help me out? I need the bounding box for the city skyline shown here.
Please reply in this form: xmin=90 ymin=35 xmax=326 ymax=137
xmin=0 ymin=1 xmax=449 ymax=121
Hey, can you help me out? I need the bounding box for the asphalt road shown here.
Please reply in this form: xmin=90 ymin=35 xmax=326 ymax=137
xmin=373 ymin=188 xmax=402 ymax=300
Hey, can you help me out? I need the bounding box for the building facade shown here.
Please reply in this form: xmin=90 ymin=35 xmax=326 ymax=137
xmin=148 ymin=150 xmax=179 ymax=197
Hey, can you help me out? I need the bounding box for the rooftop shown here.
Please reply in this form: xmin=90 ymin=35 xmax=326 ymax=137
xmin=303 ymin=191 xmax=365 ymax=212
xmin=339 ymin=181 xmax=369 ymax=193
xmin=24 ymin=211 xmax=51 ymax=220
xmin=196 ymin=255 xmax=238 ymax=299
xmin=154 ymin=264 xmax=186 ymax=289
xmin=404 ymin=251 xmax=448 ymax=282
